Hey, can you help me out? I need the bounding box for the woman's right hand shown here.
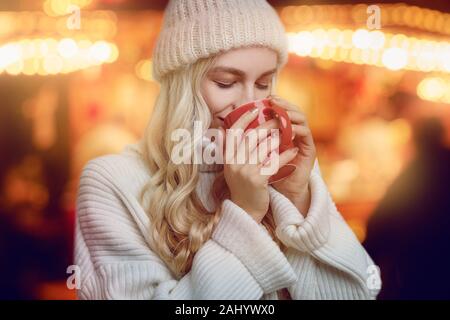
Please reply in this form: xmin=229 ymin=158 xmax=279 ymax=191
xmin=219 ymin=107 xmax=283 ymax=223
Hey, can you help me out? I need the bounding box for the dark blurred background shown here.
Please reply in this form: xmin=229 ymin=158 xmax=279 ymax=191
xmin=0 ymin=0 xmax=449 ymax=299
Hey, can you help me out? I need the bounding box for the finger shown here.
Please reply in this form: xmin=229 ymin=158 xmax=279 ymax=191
xmin=292 ymin=124 xmax=314 ymax=145
xmin=230 ymin=107 xmax=259 ymax=131
xmin=245 ymin=119 xmax=279 ymax=153
xmin=286 ymin=110 xmax=307 ymax=125
xmin=277 ymin=147 xmax=299 ymax=168
xmin=269 ymin=96 xmax=298 ymax=112
xmin=226 ymin=108 xmax=260 ymax=161
xmin=255 ymin=118 xmax=279 ymax=131
xmin=234 ymin=130 xmax=261 ymax=166
xmin=235 ymin=132 xmax=253 ymax=165
xmin=238 ymin=129 xmax=276 ymax=166
xmin=260 ymin=151 xmax=279 ymax=177
xmin=269 ymin=97 xmax=308 ymax=128
xmin=234 ymin=117 xmax=278 ymax=161
xmin=261 ymin=152 xmax=272 ymax=167
xmin=292 ymin=125 xmax=315 ymax=154
xmin=260 ymin=147 xmax=298 ymax=178
xmin=292 ymin=124 xmax=311 ymax=137
xmin=253 ymin=130 xmax=280 ymax=165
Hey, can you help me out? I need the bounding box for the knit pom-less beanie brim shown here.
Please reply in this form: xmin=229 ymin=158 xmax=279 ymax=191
xmin=152 ymin=0 xmax=289 ymax=82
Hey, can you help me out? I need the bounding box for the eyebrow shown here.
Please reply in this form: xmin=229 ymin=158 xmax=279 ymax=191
xmin=209 ymin=66 xmax=277 ymax=78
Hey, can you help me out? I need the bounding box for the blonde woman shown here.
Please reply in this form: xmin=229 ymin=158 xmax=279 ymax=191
xmin=74 ymin=0 xmax=381 ymax=300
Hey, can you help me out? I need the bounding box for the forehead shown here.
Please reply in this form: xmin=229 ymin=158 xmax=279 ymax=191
xmin=210 ymin=46 xmax=278 ymax=76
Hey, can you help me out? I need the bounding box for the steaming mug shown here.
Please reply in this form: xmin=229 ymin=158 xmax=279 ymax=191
xmin=222 ymin=98 xmax=297 ymax=184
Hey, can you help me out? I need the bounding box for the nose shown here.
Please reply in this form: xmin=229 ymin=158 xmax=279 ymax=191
xmin=236 ymin=85 xmax=258 ymax=108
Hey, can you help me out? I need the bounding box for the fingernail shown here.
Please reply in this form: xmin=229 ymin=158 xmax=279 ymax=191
xmin=292 ymin=147 xmax=299 ymax=153
xmin=251 ymin=107 xmax=259 ymax=113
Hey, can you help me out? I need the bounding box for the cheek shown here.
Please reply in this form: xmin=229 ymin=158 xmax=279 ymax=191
xmin=201 ymin=82 xmax=236 ymax=114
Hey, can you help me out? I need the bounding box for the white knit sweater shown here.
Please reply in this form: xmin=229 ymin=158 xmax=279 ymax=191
xmin=74 ymin=140 xmax=381 ymax=300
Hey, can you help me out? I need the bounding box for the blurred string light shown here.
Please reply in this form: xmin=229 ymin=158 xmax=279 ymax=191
xmin=135 ymin=59 xmax=153 ymax=82
xmin=287 ymin=29 xmax=450 ymax=73
xmin=280 ymin=4 xmax=450 ymax=36
xmin=43 ymin=0 xmax=94 ymax=17
xmin=0 ymin=11 xmax=117 ymax=39
xmin=0 ymin=38 xmax=118 ymax=76
xmin=417 ymin=77 xmax=450 ymax=104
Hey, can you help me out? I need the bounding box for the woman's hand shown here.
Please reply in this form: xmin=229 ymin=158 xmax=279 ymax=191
xmin=219 ymin=107 xmax=298 ymax=223
xmin=269 ymin=95 xmax=317 ymax=215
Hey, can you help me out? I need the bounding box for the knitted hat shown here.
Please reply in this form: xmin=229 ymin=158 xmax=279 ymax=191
xmin=151 ymin=0 xmax=289 ymax=83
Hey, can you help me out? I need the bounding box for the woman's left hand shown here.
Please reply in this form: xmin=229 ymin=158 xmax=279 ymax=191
xmin=268 ymin=95 xmax=317 ymax=214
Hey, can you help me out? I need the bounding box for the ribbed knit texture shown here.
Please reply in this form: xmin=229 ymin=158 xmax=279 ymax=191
xmin=151 ymin=0 xmax=289 ymax=82
xmin=74 ymin=140 xmax=381 ymax=300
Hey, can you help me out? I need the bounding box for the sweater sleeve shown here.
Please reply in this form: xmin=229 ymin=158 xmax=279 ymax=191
xmin=75 ymin=159 xmax=297 ymax=300
xmin=268 ymin=159 xmax=381 ymax=299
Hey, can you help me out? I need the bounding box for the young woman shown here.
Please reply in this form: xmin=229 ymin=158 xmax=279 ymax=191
xmin=75 ymin=0 xmax=381 ymax=299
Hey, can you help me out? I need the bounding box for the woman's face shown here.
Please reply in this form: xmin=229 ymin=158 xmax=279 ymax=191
xmin=201 ymin=46 xmax=278 ymax=129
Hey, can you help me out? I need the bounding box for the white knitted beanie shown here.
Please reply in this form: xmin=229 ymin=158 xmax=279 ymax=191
xmin=151 ymin=0 xmax=289 ymax=83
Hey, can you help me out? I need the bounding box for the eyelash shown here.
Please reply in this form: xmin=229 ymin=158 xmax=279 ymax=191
xmin=214 ymin=81 xmax=269 ymax=90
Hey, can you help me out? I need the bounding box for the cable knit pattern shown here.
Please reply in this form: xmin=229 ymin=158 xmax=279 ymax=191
xmin=74 ymin=141 xmax=381 ymax=300
xmin=212 ymin=199 xmax=297 ymax=293
xmin=269 ymin=172 xmax=331 ymax=253
xmin=151 ymin=0 xmax=289 ymax=82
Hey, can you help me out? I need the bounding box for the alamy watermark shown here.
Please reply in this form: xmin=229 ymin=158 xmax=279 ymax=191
xmin=66 ymin=264 xmax=81 ymax=290
xmin=366 ymin=264 xmax=382 ymax=295
xmin=170 ymin=121 xmax=282 ymax=176
xmin=366 ymin=5 xmax=381 ymax=30
xmin=66 ymin=5 xmax=81 ymax=30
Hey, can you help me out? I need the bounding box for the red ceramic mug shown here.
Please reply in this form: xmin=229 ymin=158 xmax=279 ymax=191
xmin=222 ymin=98 xmax=297 ymax=184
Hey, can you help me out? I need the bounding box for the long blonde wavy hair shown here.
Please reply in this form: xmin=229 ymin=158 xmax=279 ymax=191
xmin=141 ymin=53 xmax=283 ymax=278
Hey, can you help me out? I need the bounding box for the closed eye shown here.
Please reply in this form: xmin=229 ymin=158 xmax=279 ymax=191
xmin=214 ymin=81 xmax=235 ymax=89
xmin=256 ymin=83 xmax=269 ymax=90
xmin=214 ymin=81 xmax=269 ymax=90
